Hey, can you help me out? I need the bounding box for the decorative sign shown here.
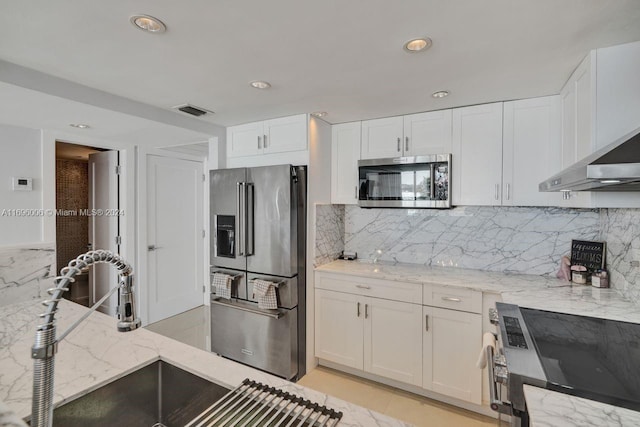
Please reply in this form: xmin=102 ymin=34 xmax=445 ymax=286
xmin=570 ymin=240 xmax=606 ymax=272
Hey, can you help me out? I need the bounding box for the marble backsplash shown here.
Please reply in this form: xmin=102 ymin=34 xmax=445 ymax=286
xmin=343 ymin=206 xmax=601 ymax=276
xmin=0 ymin=244 xmax=55 ymax=307
xmin=600 ymin=209 xmax=640 ymax=303
xmin=314 ymin=204 xmax=345 ymax=267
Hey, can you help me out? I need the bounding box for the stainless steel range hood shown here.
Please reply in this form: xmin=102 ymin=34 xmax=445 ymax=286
xmin=539 ymin=125 xmax=640 ymax=192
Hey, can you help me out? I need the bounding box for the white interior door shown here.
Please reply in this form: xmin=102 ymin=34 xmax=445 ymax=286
xmin=88 ymin=151 xmax=119 ymax=315
xmin=147 ymin=154 xmax=204 ymax=323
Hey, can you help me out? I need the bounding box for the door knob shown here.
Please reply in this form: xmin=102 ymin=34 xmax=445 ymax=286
xmin=148 ymin=245 xmax=162 ymax=251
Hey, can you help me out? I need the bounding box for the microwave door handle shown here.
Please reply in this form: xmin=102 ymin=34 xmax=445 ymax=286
xmin=236 ymin=182 xmax=245 ymax=256
xmin=246 ymin=182 xmax=255 ymax=256
xmin=430 ymin=164 xmax=436 ymax=199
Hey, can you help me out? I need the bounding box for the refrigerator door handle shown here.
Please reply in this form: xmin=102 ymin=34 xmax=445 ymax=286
xmin=237 ymin=182 xmax=245 ymax=256
xmin=246 ymin=182 xmax=255 ymax=256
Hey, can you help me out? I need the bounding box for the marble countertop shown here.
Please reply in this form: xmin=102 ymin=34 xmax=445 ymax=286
xmin=524 ymin=385 xmax=640 ymax=427
xmin=316 ymin=260 xmax=640 ymax=323
xmin=0 ymin=299 xmax=408 ymax=427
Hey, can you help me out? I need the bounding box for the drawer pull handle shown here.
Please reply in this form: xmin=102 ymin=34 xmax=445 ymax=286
xmin=356 ymin=285 xmax=371 ymax=289
xmin=365 ymin=304 xmax=369 ymax=319
xmin=425 ymin=314 xmax=429 ymax=331
xmin=357 ymin=302 xmax=360 ymax=317
xmin=442 ymin=296 xmax=462 ymax=302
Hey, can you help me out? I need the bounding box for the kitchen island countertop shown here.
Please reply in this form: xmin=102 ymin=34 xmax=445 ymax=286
xmin=524 ymin=385 xmax=640 ymax=427
xmin=0 ymin=299 xmax=408 ymax=427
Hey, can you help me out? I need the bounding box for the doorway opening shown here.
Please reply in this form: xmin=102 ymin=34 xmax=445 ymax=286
xmin=55 ymin=141 xmax=120 ymax=314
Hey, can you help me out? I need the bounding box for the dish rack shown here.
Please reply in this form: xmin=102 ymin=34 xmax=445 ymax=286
xmin=185 ymin=378 xmax=343 ymax=427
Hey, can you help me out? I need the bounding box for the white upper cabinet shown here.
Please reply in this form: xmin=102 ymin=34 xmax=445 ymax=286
xmin=502 ymin=96 xmax=564 ymax=206
xmin=556 ymin=41 xmax=640 ymax=208
xmin=331 ymin=122 xmax=361 ymax=204
xmin=227 ymin=114 xmax=307 ymax=158
xmin=361 ymin=111 xmax=453 ymax=159
xmin=263 ymin=114 xmax=308 ymax=154
xmin=227 ymin=121 xmax=264 ymax=157
xmin=361 ymin=116 xmax=404 ymax=159
xmin=452 ymin=102 xmax=504 ymax=206
xmin=403 ymin=110 xmax=453 ymax=156
xmin=596 ymin=40 xmax=640 ymax=149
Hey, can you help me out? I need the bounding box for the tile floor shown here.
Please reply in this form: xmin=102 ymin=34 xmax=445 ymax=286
xmin=146 ymin=306 xmax=503 ymax=427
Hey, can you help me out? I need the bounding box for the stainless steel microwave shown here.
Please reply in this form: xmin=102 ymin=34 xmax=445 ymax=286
xmin=358 ymin=154 xmax=452 ymax=208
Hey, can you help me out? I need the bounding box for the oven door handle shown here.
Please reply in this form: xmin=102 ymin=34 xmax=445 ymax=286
xmin=487 ymin=345 xmax=513 ymax=415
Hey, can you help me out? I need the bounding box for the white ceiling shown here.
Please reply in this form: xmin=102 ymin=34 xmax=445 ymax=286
xmin=1 ymin=0 xmax=640 ymax=127
xmin=0 ymin=81 xmax=213 ymax=148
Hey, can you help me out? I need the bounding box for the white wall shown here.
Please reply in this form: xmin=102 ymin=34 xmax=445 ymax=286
xmin=306 ymin=116 xmax=332 ymax=373
xmin=0 ymin=123 xmax=43 ymax=246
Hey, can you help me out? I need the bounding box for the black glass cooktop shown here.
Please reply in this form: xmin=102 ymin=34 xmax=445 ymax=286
xmin=520 ymin=308 xmax=640 ymax=411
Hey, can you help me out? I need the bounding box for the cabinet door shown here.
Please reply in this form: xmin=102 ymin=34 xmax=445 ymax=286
xmin=558 ymin=55 xmax=593 ymax=208
xmin=331 ymin=122 xmax=361 ymax=204
xmin=364 ymin=298 xmax=422 ymax=387
xmin=361 ymin=116 xmax=404 ymax=159
xmin=263 ymin=114 xmax=308 ymax=154
xmin=574 ymin=53 xmax=596 ymax=162
xmin=227 ymin=122 xmax=264 ymax=158
xmin=452 ymin=103 xmax=504 ymax=206
xmin=315 ymin=289 xmax=364 ymax=370
xmin=403 ymin=110 xmax=453 ymax=156
xmin=502 ymin=96 xmax=564 ymax=206
xmin=424 ymin=306 xmax=482 ymax=404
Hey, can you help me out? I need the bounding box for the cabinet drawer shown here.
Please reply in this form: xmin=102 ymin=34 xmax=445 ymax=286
xmin=315 ymin=272 xmax=422 ymax=304
xmin=423 ymin=284 xmax=482 ymax=314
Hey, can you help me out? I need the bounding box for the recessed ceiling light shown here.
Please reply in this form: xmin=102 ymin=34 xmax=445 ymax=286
xmin=250 ymin=81 xmax=271 ymax=89
xmin=130 ymin=15 xmax=166 ymax=33
xmin=69 ymin=123 xmax=90 ymax=129
xmin=432 ymin=90 xmax=450 ymax=98
xmin=403 ymin=37 xmax=432 ymax=53
xmin=311 ymin=112 xmax=327 ymax=118
xmin=600 ymin=179 xmax=622 ymax=184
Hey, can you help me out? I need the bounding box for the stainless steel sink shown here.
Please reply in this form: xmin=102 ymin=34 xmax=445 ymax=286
xmin=49 ymin=360 xmax=230 ymax=427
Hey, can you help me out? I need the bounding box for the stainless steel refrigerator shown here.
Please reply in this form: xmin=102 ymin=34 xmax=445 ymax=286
xmin=209 ymin=164 xmax=306 ymax=380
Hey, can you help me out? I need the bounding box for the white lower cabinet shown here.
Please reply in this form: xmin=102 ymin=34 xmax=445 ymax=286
xmin=314 ymin=289 xmax=363 ymax=369
xmin=423 ymin=306 xmax=482 ymax=404
xmin=315 ymin=272 xmax=484 ymax=406
xmin=314 ymin=289 xmax=422 ymax=386
xmin=364 ymin=297 xmax=423 ymax=386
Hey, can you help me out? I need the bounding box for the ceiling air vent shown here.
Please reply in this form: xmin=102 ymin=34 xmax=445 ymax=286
xmin=172 ymin=104 xmax=214 ymax=117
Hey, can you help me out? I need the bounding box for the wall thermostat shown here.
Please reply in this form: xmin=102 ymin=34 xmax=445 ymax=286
xmin=12 ymin=177 xmax=33 ymax=191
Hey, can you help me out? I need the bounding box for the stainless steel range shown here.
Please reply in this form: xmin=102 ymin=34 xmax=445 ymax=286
xmin=209 ymin=164 xmax=306 ymax=380
xmin=488 ymin=302 xmax=640 ymax=426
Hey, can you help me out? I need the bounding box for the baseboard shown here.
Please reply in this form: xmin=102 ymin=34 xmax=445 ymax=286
xmin=318 ymin=359 xmax=500 ymax=419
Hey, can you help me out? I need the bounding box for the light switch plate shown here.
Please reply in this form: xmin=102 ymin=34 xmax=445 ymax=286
xmin=12 ymin=177 xmax=33 ymax=191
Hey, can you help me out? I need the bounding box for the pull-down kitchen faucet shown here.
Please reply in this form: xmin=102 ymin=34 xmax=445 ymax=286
xmin=30 ymin=250 xmax=141 ymax=427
